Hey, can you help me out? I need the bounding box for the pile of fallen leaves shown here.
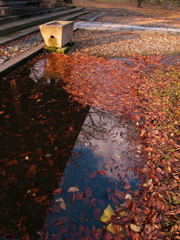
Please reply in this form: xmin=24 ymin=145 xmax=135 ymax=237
xmin=48 ymin=52 xmax=180 ymax=239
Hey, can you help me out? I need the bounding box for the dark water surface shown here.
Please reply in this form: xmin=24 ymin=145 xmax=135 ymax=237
xmin=0 ymin=54 xmax=144 ymax=239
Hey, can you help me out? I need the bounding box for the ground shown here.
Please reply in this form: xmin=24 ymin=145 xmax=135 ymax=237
xmin=1 ymin=0 xmax=180 ymax=239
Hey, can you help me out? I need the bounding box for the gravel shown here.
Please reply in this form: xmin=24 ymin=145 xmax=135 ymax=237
xmin=69 ymin=29 xmax=180 ymax=58
xmin=1 ymin=6 xmax=180 ymax=65
xmin=0 ymin=32 xmax=43 ymax=65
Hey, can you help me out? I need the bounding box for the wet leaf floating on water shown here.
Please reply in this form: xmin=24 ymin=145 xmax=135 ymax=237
xmin=68 ymin=187 xmax=79 ymax=192
xmin=114 ymin=189 xmax=125 ymax=201
xmin=56 ymin=198 xmax=66 ymax=210
xmin=84 ymin=186 xmax=92 ymax=197
xmin=106 ymin=223 xmax=115 ymax=235
xmin=100 ymin=204 xmax=115 ymax=223
xmin=74 ymin=191 xmax=83 ymax=200
xmin=94 ymin=208 xmax=102 ymax=221
xmin=52 ymin=188 xmax=62 ymax=195
xmin=35 ymin=195 xmax=48 ymax=204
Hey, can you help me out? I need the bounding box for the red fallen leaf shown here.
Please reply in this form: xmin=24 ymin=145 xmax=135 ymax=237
xmin=84 ymin=186 xmax=92 ymax=197
xmin=19 ymin=151 xmax=33 ymax=158
xmin=111 ymin=196 xmax=120 ymax=206
xmin=28 ymin=164 xmax=37 ymax=175
xmin=4 ymin=233 xmax=17 ymax=239
xmin=47 ymin=159 xmax=55 ymax=166
xmin=132 ymin=232 xmax=141 ymax=240
xmin=74 ymin=191 xmax=83 ymax=200
xmin=0 ymin=111 xmax=4 ymax=114
xmin=52 ymin=188 xmax=62 ymax=195
xmin=124 ymin=198 xmax=132 ymax=208
xmin=97 ymin=170 xmax=106 ymax=175
xmin=79 ymin=225 xmax=85 ymax=232
xmin=35 ymin=195 xmax=48 ymax=203
xmin=45 ymin=207 xmax=53 ymax=213
xmin=54 ymin=221 xmax=63 ymax=226
xmin=16 ymin=201 xmax=22 ymax=208
xmin=37 ymin=148 xmax=43 ymax=154
xmin=114 ymin=189 xmax=125 ymax=201
xmin=145 ymin=147 xmax=153 ymax=153
xmin=21 ymin=232 xmax=30 ymax=240
xmin=155 ymin=232 xmax=166 ymax=238
xmin=84 ymin=226 xmax=91 ymax=236
xmin=50 ymin=234 xmax=57 ymax=240
xmin=4 ymin=114 xmax=10 ymax=119
xmin=30 ymin=188 xmax=40 ymax=193
xmin=92 ymin=226 xmax=97 ymax=235
xmin=94 ymin=208 xmax=102 ymax=220
xmin=29 ymin=93 xmax=40 ymax=99
xmin=104 ymin=231 xmax=113 ymax=240
xmin=123 ymin=183 xmax=131 ymax=190
xmin=59 ymin=226 xmax=68 ymax=234
xmin=86 ymin=171 xmax=97 ymax=178
xmin=71 ymin=194 xmax=76 ymax=203
xmin=57 ymin=216 xmax=68 ymax=223
xmin=6 ymin=160 xmax=18 ymax=166
xmin=79 ymin=211 xmax=86 ymax=220
xmin=81 ymin=198 xmax=90 ymax=204
xmin=16 ymin=216 xmax=27 ymax=223
xmin=70 ymin=232 xmax=82 ymax=238
xmin=70 ymin=222 xmax=76 ymax=232
xmin=99 ymin=199 xmax=105 ymax=207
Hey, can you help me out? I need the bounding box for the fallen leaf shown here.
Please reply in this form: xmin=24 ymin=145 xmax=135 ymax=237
xmin=130 ymin=224 xmax=141 ymax=232
xmin=100 ymin=204 xmax=115 ymax=223
xmin=67 ymin=186 xmax=79 ymax=193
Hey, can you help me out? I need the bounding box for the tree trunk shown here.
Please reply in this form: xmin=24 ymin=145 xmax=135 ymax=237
xmin=163 ymin=0 xmax=167 ymax=8
xmin=156 ymin=0 xmax=161 ymax=5
xmin=167 ymin=0 xmax=173 ymax=9
xmin=137 ymin=0 xmax=142 ymax=7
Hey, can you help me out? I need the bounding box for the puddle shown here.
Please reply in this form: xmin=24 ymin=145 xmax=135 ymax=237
xmin=0 ymin=54 xmax=144 ymax=239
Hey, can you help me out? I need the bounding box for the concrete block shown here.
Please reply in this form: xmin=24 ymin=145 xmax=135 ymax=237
xmin=0 ymin=6 xmax=12 ymax=16
xmin=54 ymin=2 xmax=66 ymax=7
xmin=39 ymin=20 xmax=74 ymax=48
xmin=39 ymin=2 xmax=54 ymax=8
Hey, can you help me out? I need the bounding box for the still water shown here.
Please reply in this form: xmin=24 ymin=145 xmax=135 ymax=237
xmin=0 ymin=54 xmax=143 ymax=239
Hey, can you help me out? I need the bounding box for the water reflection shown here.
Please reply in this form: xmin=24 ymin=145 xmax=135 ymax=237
xmin=0 ymin=55 xmax=88 ymax=239
xmin=0 ymin=54 xmax=144 ymax=239
xmin=42 ymin=107 xmax=143 ymax=239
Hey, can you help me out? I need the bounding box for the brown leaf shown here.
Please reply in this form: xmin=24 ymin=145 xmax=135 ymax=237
xmin=35 ymin=195 xmax=48 ymax=203
xmin=94 ymin=208 xmax=102 ymax=220
xmin=52 ymin=188 xmax=62 ymax=195
xmin=16 ymin=216 xmax=27 ymax=223
xmin=114 ymin=189 xmax=125 ymax=201
xmin=84 ymin=186 xmax=92 ymax=197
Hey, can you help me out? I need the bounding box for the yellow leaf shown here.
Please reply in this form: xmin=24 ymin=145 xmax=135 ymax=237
xmin=130 ymin=224 xmax=141 ymax=232
xmin=100 ymin=204 xmax=115 ymax=223
xmin=106 ymin=223 xmax=115 ymax=234
xmin=119 ymin=211 xmax=126 ymax=217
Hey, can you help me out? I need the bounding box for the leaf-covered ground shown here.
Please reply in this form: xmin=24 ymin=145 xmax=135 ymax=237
xmin=47 ymin=50 xmax=180 ymax=239
xmin=74 ymin=0 xmax=180 ymax=27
